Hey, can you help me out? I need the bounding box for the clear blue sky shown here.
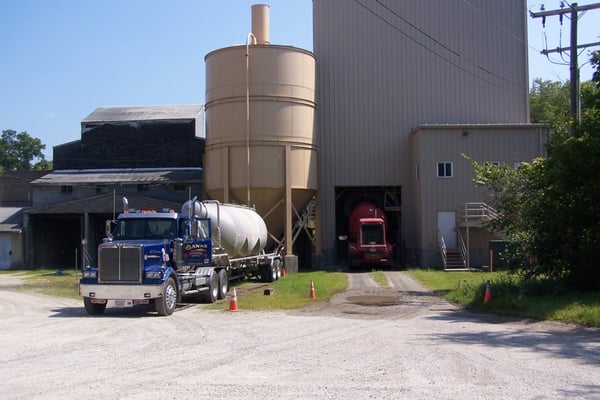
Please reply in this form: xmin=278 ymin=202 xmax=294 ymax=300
xmin=0 ymin=1 xmax=598 ymax=160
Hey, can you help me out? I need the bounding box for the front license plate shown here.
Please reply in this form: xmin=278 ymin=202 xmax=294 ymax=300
xmin=113 ymin=299 xmax=134 ymax=308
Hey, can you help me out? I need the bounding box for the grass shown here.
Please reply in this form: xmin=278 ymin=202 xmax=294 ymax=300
xmin=3 ymin=268 xmax=599 ymax=327
xmin=408 ymin=269 xmax=600 ymax=327
xmin=369 ymin=269 xmax=390 ymax=288
xmin=1 ymin=269 xmax=347 ymax=310
xmin=207 ymin=270 xmax=348 ymax=311
xmin=0 ymin=269 xmax=81 ymax=300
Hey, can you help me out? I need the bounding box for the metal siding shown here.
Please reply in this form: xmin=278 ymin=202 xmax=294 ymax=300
xmin=415 ymin=126 xmax=545 ymax=263
xmin=315 ymin=0 xmax=530 ymax=264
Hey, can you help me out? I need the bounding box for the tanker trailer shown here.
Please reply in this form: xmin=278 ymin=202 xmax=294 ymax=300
xmin=181 ymin=199 xmax=282 ymax=282
xmin=347 ymin=200 xmax=393 ymax=268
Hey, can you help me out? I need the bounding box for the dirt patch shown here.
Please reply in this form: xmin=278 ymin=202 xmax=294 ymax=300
xmin=346 ymin=295 xmax=400 ymax=306
xmin=292 ymin=270 xmax=455 ymax=319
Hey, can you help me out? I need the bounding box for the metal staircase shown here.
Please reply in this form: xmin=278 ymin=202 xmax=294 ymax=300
xmin=438 ymin=202 xmax=500 ymax=270
xmin=459 ymin=202 xmax=501 ymax=227
xmin=437 ymin=229 xmax=467 ymax=270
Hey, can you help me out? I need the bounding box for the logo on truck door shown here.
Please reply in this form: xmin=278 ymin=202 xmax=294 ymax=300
xmin=183 ymin=243 xmax=209 ymax=258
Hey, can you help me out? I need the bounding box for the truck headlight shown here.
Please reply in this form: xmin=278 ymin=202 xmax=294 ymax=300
xmin=146 ymin=271 xmax=162 ymax=279
xmin=82 ymin=270 xmax=97 ymax=279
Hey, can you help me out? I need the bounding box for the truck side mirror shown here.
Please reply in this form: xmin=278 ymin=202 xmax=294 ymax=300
xmin=105 ymin=220 xmax=115 ymax=239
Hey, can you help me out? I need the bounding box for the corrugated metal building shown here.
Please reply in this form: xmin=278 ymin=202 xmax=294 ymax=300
xmin=313 ymin=0 xmax=546 ymax=267
xmin=0 ymin=171 xmax=46 ymax=269
xmin=24 ymin=105 xmax=204 ymax=268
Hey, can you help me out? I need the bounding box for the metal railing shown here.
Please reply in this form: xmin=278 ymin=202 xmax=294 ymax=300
xmin=456 ymin=229 xmax=468 ymax=269
xmin=460 ymin=202 xmax=501 ymax=226
xmin=436 ymin=229 xmax=447 ymax=269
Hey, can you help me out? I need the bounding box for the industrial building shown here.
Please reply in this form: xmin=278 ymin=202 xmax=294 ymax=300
xmin=21 ymin=106 xmax=204 ymax=269
xmin=1 ymin=1 xmax=546 ymax=270
xmin=312 ymin=0 xmax=546 ymax=268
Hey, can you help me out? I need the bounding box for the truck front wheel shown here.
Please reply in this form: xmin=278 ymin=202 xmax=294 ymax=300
xmin=83 ymin=297 xmax=106 ymax=315
xmin=156 ymin=278 xmax=177 ymax=316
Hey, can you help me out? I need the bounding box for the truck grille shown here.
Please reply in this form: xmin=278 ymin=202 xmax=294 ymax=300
xmin=99 ymin=245 xmax=142 ymax=283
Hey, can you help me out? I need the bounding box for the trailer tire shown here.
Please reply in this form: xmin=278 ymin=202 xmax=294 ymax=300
xmin=202 ymin=270 xmax=219 ymax=303
xmin=156 ymin=278 xmax=177 ymax=316
xmin=217 ymin=269 xmax=229 ymax=300
xmin=260 ymin=264 xmax=275 ymax=283
xmin=273 ymin=259 xmax=282 ymax=280
xmin=83 ymin=297 xmax=106 ymax=315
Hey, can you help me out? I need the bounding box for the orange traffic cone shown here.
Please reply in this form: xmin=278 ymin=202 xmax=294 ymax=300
xmin=484 ymin=281 xmax=492 ymax=304
xmin=229 ymin=288 xmax=239 ymax=311
xmin=309 ymin=280 xmax=316 ymax=299
xmin=281 ymin=266 xmax=286 ymax=278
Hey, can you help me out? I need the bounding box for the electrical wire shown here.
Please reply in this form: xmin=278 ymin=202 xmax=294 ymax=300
xmin=352 ymin=0 xmax=528 ymax=95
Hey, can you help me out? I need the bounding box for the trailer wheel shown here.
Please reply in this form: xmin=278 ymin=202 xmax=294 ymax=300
xmin=83 ymin=297 xmax=106 ymax=315
xmin=273 ymin=259 xmax=282 ymax=280
xmin=217 ymin=269 xmax=229 ymax=300
xmin=156 ymin=278 xmax=177 ymax=316
xmin=202 ymin=270 xmax=219 ymax=303
xmin=260 ymin=264 xmax=275 ymax=283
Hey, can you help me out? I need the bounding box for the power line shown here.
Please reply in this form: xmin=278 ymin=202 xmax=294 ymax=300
xmin=352 ymin=0 xmax=528 ymax=96
xmin=530 ymin=2 xmax=600 ymax=128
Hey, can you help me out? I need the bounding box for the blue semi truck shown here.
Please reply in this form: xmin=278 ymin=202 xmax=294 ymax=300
xmin=79 ymin=197 xmax=283 ymax=316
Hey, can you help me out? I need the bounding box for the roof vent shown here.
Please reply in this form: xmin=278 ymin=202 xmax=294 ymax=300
xmin=251 ymin=4 xmax=270 ymax=44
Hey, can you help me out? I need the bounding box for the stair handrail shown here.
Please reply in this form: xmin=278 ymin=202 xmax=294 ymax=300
xmin=456 ymin=229 xmax=468 ymax=269
xmin=437 ymin=229 xmax=447 ymax=269
xmin=462 ymin=202 xmax=501 ymax=225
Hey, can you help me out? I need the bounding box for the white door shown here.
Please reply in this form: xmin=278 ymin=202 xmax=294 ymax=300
xmin=0 ymin=236 xmax=11 ymax=269
xmin=437 ymin=212 xmax=456 ymax=248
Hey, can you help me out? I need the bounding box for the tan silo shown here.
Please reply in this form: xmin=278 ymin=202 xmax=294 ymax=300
xmin=204 ymin=4 xmax=317 ymax=270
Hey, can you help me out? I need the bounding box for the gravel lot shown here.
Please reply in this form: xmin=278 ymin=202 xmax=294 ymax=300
xmin=1 ymin=271 xmax=599 ymax=400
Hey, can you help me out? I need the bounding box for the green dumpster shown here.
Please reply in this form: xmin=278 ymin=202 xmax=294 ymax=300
xmin=489 ymin=240 xmax=512 ymax=271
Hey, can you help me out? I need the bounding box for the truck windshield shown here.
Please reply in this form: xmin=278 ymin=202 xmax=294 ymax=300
xmin=113 ymin=218 xmax=178 ymax=240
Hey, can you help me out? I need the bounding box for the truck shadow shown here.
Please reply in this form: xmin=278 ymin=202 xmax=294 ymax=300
xmin=48 ymin=302 xmax=197 ymax=318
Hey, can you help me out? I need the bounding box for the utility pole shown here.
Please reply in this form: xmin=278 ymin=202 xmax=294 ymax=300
xmin=530 ymin=2 xmax=600 ymax=130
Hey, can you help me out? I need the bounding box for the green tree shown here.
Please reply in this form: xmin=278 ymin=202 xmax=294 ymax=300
xmin=592 ymin=50 xmax=600 ymax=84
xmin=0 ymin=129 xmax=48 ymax=172
xmin=529 ymin=78 xmax=570 ymax=127
xmin=470 ymin=52 xmax=600 ymax=291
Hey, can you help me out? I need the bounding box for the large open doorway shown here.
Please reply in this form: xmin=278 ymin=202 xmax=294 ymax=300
xmin=29 ymin=214 xmax=81 ymax=268
xmin=334 ymin=186 xmax=402 ymax=267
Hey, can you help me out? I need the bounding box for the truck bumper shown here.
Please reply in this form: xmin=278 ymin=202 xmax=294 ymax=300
xmin=79 ymin=283 xmax=164 ymax=300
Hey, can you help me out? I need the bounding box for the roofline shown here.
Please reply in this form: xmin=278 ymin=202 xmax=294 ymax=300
xmin=51 ymin=167 xmax=203 ymax=174
xmin=410 ymin=123 xmax=548 ymax=135
xmin=81 ymin=105 xmax=204 ymax=124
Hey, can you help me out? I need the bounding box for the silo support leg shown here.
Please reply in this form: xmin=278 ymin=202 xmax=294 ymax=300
xmin=284 ymin=255 xmax=298 ymax=274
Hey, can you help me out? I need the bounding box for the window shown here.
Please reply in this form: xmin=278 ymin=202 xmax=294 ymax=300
xmin=485 ymin=161 xmax=500 ymax=167
xmin=61 ymin=185 xmax=73 ymax=194
xmin=437 ymin=162 xmax=453 ymax=178
xmin=137 ymin=184 xmax=149 ymax=192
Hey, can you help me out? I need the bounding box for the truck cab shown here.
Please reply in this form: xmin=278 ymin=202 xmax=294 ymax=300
xmin=79 ymin=208 xmax=215 ymax=316
xmin=347 ymin=201 xmax=393 ymax=267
